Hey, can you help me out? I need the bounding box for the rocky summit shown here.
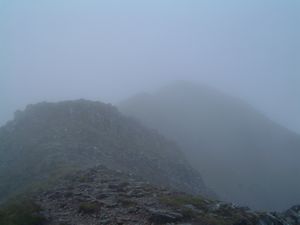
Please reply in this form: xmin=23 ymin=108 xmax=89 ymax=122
xmin=0 ymin=100 xmax=212 ymax=204
xmin=1 ymin=165 xmax=299 ymax=225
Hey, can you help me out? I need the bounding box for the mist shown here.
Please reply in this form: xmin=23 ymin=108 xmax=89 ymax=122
xmin=1 ymin=1 xmax=300 ymax=221
xmin=1 ymin=0 xmax=299 ymax=133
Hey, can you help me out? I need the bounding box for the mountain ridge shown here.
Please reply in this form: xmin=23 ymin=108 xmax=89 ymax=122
xmin=0 ymin=99 xmax=213 ymax=204
xmin=119 ymin=81 xmax=300 ymax=210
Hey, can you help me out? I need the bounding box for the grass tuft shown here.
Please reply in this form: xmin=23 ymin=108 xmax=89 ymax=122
xmin=0 ymin=198 xmax=46 ymax=225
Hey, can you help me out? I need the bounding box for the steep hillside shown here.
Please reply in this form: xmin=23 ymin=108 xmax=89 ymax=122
xmin=0 ymin=99 xmax=212 ymax=203
xmin=1 ymin=165 xmax=299 ymax=225
xmin=119 ymin=81 xmax=300 ymax=210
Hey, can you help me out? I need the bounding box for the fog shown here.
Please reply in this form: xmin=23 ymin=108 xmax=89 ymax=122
xmin=1 ymin=1 xmax=300 ymax=216
xmin=1 ymin=0 xmax=299 ymax=133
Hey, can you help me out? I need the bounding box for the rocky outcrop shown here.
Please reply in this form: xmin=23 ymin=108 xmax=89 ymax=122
xmin=6 ymin=165 xmax=298 ymax=225
xmin=0 ymin=99 xmax=212 ymax=203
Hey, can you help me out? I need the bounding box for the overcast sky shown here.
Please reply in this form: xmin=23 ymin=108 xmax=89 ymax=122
xmin=0 ymin=0 xmax=299 ymax=133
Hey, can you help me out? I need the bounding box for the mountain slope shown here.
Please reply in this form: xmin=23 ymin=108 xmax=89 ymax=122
xmin=119 ymin=81 xmax=300 ymax=210
xmin=2 ymin=165 xmax=299 ymax=225
xmin=0 ymin=99 xmax=212 ymax=203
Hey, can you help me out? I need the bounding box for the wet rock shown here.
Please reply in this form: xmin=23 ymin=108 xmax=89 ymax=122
xmin=98 ymin=218 xmax=112 ymax=225
xmin=95 ymin=193 xmax=109 ymax=199
xmin=78 ymin=201 xmax=101 ymax=214
xmin=148 ymin=208 xmax=183 ymax=224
